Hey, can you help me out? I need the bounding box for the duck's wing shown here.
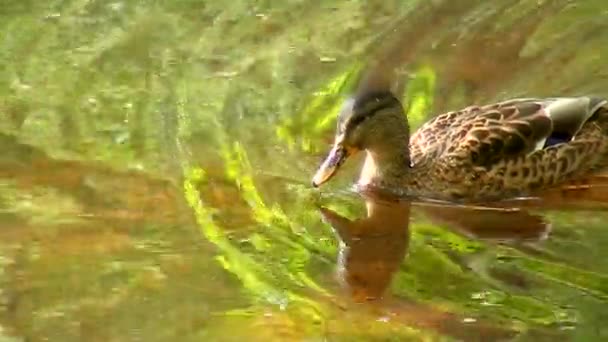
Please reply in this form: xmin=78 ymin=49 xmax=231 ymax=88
xmin=412 ymin=97 xmax=607 ymax=168
xmin=410 ymin=104 xmax=476 ymax=163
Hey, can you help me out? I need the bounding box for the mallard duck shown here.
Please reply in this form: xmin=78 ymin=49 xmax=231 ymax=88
xmin=312 ymin=92 xmax=608 ymax=202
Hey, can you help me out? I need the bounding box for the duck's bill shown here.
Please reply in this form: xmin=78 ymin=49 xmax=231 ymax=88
xmin=312 ymin=145 xmax=352 ymax=187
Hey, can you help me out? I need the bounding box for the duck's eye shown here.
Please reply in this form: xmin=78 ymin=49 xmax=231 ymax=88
xmin=349 ymin=115 xmax=367 ymax=127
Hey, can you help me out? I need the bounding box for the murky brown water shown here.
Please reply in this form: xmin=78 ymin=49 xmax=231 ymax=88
xmin=1 ymin=1 xmax=608 ymax=341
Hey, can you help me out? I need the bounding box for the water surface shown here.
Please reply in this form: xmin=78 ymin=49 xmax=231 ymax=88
xmin=1 ymin=0 xmax=608 ymax=341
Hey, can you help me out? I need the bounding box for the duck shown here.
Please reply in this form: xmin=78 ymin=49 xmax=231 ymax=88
xmin=311 ymin=92 xmax=608 ymax=203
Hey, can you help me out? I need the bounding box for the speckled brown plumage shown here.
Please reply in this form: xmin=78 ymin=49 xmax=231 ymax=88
xmin=312 ymin=94 xmax=608 ymax=203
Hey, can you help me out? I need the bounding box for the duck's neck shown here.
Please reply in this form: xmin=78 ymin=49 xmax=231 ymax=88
xmin=359 ymin=130 xmax=412 ymax=187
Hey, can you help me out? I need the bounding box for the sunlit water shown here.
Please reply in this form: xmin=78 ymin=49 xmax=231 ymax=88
xmin=1 ymin=1 xmax=608 ymax=341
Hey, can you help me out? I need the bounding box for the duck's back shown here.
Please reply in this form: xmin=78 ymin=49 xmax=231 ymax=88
xmin=409 ymin=97 xmax=608 ymax=201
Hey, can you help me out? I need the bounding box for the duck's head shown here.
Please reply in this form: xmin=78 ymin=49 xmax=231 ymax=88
xmin=312 ymin=91 xmax=407 ymax=187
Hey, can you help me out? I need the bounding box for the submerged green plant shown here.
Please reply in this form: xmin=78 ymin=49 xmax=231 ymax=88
xmin=183 ymin=167 xmax=325 ymax=320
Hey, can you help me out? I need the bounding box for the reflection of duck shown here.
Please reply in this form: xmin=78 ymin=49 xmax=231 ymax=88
xmin=320 ymin=192 xmax=554 ymax=302
xmin=319 ymin=198 xmax=411 ymax=302
xmin=312 ymin=92 xmax=608 ymax=203
xmin=415 ymin=202 xmax=554 ymax=291
xmin=416 ymin=202 xmax=551 ymax=242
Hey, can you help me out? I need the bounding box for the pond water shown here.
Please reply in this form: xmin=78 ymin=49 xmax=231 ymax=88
xmin=1 ymin=0 xmax=608 ymax=341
